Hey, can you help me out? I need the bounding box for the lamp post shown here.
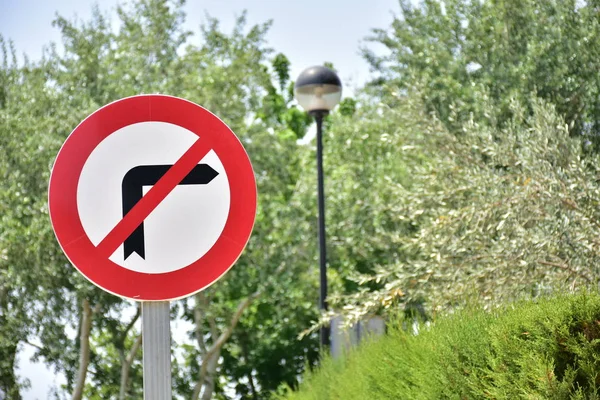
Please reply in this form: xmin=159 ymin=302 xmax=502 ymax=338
xmin=294 ymin=66 xmax=342 ymax=347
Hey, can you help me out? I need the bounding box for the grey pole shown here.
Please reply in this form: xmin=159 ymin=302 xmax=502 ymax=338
xmin=313 ymin=111 xmax=330 ymax=347
xmin=142 ymin=301 xmax=172 ymax=399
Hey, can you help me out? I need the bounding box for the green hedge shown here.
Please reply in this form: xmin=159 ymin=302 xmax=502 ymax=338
xmin=281 ymin=291 xmax=600 ymax=399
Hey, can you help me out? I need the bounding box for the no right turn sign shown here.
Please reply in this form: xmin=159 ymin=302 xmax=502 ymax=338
xmin=49 ymin=95 xmax=257 ymax=301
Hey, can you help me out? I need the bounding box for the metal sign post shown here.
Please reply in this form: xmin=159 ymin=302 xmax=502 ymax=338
xmin=142 ymin=301 xmax=172 ymax=399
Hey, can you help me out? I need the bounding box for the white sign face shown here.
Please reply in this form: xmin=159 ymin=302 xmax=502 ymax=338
xmin=77 ymin=121 xmax=231 ymax=274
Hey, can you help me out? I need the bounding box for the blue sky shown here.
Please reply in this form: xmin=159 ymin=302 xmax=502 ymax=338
xmin=0 ymin=0 xmax=399 ymax=398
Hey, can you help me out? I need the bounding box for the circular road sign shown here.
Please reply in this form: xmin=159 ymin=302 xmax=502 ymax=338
xmin=49 ymin=95 xmax=257 ymax=301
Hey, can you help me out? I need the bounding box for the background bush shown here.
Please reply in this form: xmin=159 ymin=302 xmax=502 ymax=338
xmin=316 ymin=89 xmax=600 ymax=324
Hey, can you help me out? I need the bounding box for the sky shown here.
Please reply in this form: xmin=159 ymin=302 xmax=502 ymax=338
xmin=0 ymin=0 xmax=398 ymax=96
xmin=0 ymin=0 xmax=399 ymax=398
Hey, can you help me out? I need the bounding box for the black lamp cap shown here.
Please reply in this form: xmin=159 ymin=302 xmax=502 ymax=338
xmin=295 ymin=66 xmax=342 ymax=89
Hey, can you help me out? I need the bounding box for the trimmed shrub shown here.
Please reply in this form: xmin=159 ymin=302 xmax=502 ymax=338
xmin=281 ymin=291 xmax=600 ymax=399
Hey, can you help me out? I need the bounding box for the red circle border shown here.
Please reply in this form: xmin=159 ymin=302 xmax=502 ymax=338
xmin=48 ymin=95 xmax=257 ymax=301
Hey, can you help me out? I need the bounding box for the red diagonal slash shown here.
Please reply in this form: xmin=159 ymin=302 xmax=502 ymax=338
xmin=96 ymin=138 xmax=212 ymax=259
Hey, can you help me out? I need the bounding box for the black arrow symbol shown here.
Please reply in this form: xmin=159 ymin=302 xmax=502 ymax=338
xmin=121 ymin=164 xmax=219 ymax=260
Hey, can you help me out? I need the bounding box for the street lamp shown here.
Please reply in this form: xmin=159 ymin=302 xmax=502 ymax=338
xmin=294 ymin=66 xmax=342 ymax=347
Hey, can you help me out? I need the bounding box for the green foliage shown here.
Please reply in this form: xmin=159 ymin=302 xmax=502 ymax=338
xmin=299 ymin=85 xmax=600 ymax=324
xmin=337 ymin=98 xmax=357 ymax=118
xmin=1 ymin=1 xmax=320 ymax=397
xmin=0 ymin=33 xmax=87 ymax=397
xmin=7 ymin=0 xmax=600 ymax=397
xmin=282 ymin=291 xmax=600 ymax=399
xmin=366 ymin=0 xmax=600 ymax=145
xmin=257 ymin=52 xmax=312 ymax=140
xmin=272 ymin=53 xmax=291 ymax=93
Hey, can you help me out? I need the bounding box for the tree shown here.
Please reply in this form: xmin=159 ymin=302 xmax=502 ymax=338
xmin=175 ymin=52 xmax=318 ymax=400
xmin=0 ymin=35 xmax=88 ymax=398
xmin=308 ymin=84 xmax=600 ymax=322
xmin=1 ymin=1 xmax=321 ymax=397
xmin=365 ymin=0 xmax=600 ymax=145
